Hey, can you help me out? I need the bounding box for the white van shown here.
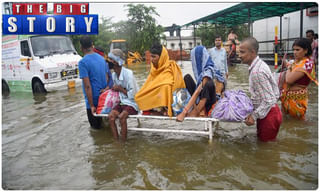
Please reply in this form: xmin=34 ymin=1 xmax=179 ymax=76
xmin=2 ymin=35 xmax=82 ymax=95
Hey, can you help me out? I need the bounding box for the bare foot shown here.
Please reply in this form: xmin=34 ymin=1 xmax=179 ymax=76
xmin=176 ymin=112 xmax=186 ymax=122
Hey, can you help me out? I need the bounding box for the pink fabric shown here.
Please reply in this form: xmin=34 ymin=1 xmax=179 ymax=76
xmin=96 ymin=90 xmax=120 ymax=114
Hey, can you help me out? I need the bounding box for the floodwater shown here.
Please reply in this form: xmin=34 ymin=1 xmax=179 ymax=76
xmin=2 ymin=61 xmax=318 ymax=190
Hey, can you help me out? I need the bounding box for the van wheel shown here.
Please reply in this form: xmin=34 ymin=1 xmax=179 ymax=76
xmin=2 ymin=80 xmax=10 ymax=97
xmin=33 ymin=80 xmax=46 ymax=94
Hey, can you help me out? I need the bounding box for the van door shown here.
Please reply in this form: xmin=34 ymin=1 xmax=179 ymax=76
xmin=20 ymin=40 xmax=32 ymax=81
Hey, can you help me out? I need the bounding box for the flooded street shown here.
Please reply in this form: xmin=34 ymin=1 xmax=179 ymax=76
xmin=2 ymin=61 xmax=318 ymax=189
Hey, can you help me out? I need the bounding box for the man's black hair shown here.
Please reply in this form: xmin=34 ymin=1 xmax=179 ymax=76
xmin=242 ymin=37 xmax=259 ymax=54
xmin=80 ymin=35 xmax=93 ymax=49
xmin=306 ymin=29 xmax=315 ymax=36
xmin=150 ymin=42 xmax=162 ymax=56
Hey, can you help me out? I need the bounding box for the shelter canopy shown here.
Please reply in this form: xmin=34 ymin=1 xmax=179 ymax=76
xmin=183 ymin=2 xmax=318 ymax=27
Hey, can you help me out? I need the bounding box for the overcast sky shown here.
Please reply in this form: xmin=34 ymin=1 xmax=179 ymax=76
xmin=90 ymin=2 xmax=238 ymax=35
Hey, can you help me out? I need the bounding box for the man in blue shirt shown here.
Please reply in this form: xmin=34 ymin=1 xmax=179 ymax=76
xmin=93 ymin=46 xmax=113 ymax=89
xmin=107 ymin=49 xmax=139 ymax=141
xmin=209 ymin=36 xmax=229 ymax=80
xmin=78 ymin=36 xmax=112 ymax=129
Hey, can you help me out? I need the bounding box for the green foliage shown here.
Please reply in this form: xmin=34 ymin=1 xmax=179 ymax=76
xmin=93 ymin=16 xmax=115 ymax=53
xmin=124 ymin=4 xmax=164 ymax=54
xmin=69 ymin=16 xmax=115 ymax=56
xmin=232 ymin=24 xmax=250 ymax=41
xmin=69 ymin=35 xmax=83 ymax=56
xmin=195 ymin=23 xmax=249 ymax=48
xmin=70 ymin=4 xmax=163 ymax=56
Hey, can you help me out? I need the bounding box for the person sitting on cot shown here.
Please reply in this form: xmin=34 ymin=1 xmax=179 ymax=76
xmin=177 ymin=45 xmax=225 ymax=122
xmin=135 ymin=42 xmax=185 ymax=117
xmin=107 ymin=49 xmax=139 ymax=141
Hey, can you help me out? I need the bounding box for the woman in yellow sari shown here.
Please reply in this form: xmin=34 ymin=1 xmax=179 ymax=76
xmin=135 ymin=43 xmax=185 ymax=117
xmin=280 ymin=38 xmax=318 ymax=120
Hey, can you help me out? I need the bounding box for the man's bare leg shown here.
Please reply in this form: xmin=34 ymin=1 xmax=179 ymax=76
xmin=119 ymin=110 xmax=129 ymax=142
xmin=108 ymin=110 xmax=120 ymax=140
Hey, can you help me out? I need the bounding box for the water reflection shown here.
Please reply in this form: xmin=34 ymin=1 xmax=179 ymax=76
xmin=33 ymin=93 xmax=47 ymax=104
xmin=2 ymin=61 xmax=318 ymax=190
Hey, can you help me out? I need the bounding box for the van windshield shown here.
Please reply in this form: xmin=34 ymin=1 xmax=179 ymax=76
xmin=31 ymin=36 xmax=76 ymax=57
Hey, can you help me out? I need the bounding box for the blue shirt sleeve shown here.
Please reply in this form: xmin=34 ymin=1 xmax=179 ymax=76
xmin=79 ymin=60 xmax=88 ymax=79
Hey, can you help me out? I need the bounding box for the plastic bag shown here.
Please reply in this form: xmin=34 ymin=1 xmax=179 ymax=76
xmin=96 ymin=89 xmax=120 ymax=114
xmin=210 ymin=90 xmax=253 ymax=122
xmin=172 ymin=88 xmax=191 ymax=116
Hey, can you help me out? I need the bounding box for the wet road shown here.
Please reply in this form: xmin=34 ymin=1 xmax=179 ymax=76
xmin=2 ymin=61 xmax=318 ymax=189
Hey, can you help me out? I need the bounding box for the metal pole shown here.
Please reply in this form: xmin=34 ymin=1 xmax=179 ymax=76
xmin=193 ymin=23 xmax=196 ymax=48
xmin=95 ymin=113 xmax=219 ymax=122
xmin=215 ymin=24 xmax=218 ymax=42
xmin=300 ymin=3 xmax=303 ymax=38
xmin=287 ymin=17 xmax=290 ymax=52
xmin=280 ymin=15 xmax=282 ymax=52
xmin=274 ymin=26 xmax=278 ymax=69
xmin=128 ymin=127 xmax=211 ymax=136
xmin=248 ymin=8 xmax=251 ymax=36
xmin=179 ymin=27 xmax=183 ymax=66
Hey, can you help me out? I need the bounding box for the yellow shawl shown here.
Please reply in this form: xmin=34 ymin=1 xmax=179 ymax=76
xmin=135 ymin=46 xmax=185 ymax=117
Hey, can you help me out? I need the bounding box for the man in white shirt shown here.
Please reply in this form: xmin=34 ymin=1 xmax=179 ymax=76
xmin=209 ymin=36 xmax=229 ymax=96
xmin=209 ymin=36 xmax=228 ymax=88
xmin=239 ymin=37 xmax=282 ymax=142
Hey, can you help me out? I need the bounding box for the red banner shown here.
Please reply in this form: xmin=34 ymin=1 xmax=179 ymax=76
xmin=54 ymin=3 xmax=89 ymax=15
xmin=12 ymin=3 xmax=47 ymax=15
xmin=12 ymin=3 xmax=89 ymax=15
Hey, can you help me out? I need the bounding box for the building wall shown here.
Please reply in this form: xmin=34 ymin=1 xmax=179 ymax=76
xmin=253 ymin=8 xmax=318 ymax=54
xmin=163 ymin=37 xmax=202 ymax=50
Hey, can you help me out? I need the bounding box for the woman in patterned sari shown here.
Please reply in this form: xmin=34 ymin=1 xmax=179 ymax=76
xmin=280 ymin=38 xmax=318 ymax=120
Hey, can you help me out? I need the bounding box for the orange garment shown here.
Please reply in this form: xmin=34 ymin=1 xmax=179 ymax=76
xmin=135 ymin=46 xmax=185 ymax=117
xmin=281 ymin=88 xmax=308 ymax=120
xmin=280 ymin=57 xmax=318 ymax=120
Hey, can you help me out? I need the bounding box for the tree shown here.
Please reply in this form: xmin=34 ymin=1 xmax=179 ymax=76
xmin=70 ymin=16 xmax=115 ymax=56
xmin=70 ymin=4 xmax=164 ymax=56
xmin=231 ymin=24 xmax=249 ymax=41
xmin=93 ymin=16 xmax=116 ymax=53
xmin=124 ymin=4 xmax=164 ymax=54
xmin=195 ymin=23 xmax=249 ymax=48
xmin=69 ymin=35 xmax=83 ymax=56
